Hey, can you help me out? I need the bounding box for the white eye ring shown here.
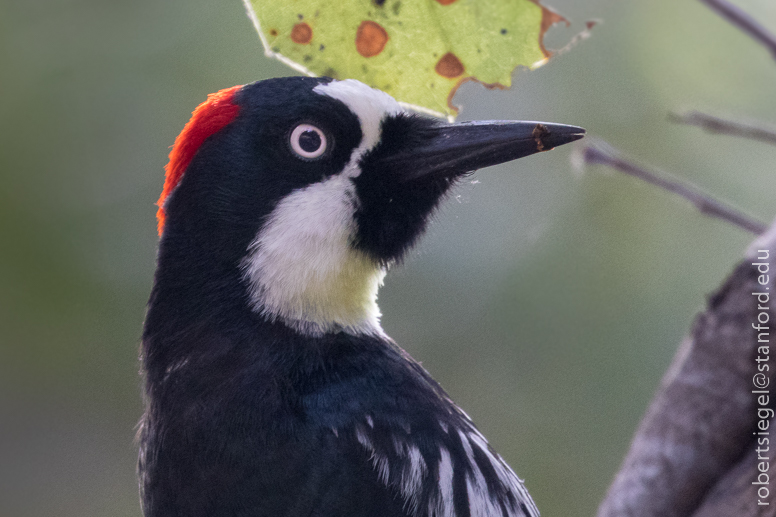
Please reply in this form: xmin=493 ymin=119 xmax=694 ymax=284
xmin=289 ymin=124 xmax=327 ymax=159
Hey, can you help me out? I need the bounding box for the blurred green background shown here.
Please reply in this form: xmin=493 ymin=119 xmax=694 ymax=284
xmin=1 ymin=0 xmax=775 ymax=516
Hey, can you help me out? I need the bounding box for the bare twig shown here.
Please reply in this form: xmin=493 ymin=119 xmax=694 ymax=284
xmin=580 ymin=140 xmax=768 ymax=235
xmin=668 ymin=111 xmax=776 ymax=146
xmin=699 ymin=0 xmax=776 ymax=61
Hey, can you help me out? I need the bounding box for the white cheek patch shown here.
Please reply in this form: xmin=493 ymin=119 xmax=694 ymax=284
xmin=240 ymin=174 xmax=387 ymax=336
xmin=240 ymin=79 xmax=405 ymax=336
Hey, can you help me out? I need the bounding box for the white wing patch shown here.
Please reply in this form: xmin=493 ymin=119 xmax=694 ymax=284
xmin=428 ymin=447 xmax=455 ymax=517
xmin=355 ymin=417 xmax=539 ymax=517
xmin=467 ymin=429 xmax=538 ymax=517
xmin=357 ymin=424 xmax=391 ymax=483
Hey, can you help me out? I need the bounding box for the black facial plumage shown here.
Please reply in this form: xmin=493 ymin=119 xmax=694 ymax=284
xmin=353 ymin=114 xmax=457 ymax=263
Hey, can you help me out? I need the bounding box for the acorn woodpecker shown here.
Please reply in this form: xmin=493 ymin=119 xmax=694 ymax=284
xmin=138 ymin=76 xmax=584 ymax=517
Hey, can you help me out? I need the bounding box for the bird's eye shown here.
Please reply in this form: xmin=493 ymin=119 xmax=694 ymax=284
xmin=289 ymin=124 xmax=328 ymax=159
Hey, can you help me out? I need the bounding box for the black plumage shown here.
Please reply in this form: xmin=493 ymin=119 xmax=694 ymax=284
xmin=139 ymin=76 xmax=583 ymax=517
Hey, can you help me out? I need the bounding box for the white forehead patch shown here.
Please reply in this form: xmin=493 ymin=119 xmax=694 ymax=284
xmin=314 ymin=79 xmax=404 ymax=159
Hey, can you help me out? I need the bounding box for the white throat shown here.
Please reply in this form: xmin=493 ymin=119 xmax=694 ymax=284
xmin=240 ymin=80 xmax=403 ymax=337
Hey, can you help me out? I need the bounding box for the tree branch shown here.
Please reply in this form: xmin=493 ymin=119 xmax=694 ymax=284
xmin=579 ymin=140 xmax=768 ymax=235
xmin=597 ymin=223 xmax=776 ymax=517
xmin=668 ymin=111 xmax=776 ymax=147
xmin=699 ymin=0 xmax=776 ymax=61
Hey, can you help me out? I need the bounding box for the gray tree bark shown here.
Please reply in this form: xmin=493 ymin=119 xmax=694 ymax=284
xmin=597 ymin=225 xmax=776 ymax=517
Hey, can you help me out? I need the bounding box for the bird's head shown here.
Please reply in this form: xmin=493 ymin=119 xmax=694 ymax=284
xmin=154 ymin=77 xmax=583 ymax=337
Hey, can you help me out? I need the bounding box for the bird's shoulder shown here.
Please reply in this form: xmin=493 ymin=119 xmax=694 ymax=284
xmin=294 ymin=333 xmax=540 ymax=517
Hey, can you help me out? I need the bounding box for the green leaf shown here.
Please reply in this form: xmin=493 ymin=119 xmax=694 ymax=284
xmin=243 ymin=0 xmax=565 ymax=119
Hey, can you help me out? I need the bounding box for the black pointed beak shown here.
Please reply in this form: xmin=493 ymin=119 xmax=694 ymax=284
xmin=379 ymin=121 xmax=585 ymax=181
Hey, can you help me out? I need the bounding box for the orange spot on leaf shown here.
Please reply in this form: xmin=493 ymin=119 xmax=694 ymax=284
xmin=291 ymin=22 xmax=313 ymax=44
xmin=356 ymin=21 xmax=388 ymax=57
xmin=435 ymin=0 xmax=457 ymax=4
xmin=269 ymin=28 xmax=278 ymax=37
xmin=435 ymin=52 xmax=464 ymax=78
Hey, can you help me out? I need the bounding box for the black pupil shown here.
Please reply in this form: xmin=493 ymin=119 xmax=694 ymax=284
xmin=298 ymin=130 xmax=322 ymax=153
